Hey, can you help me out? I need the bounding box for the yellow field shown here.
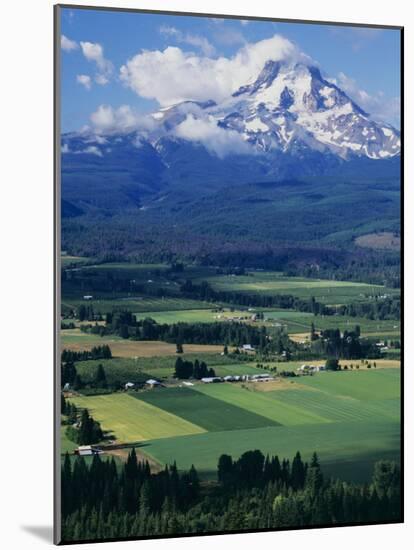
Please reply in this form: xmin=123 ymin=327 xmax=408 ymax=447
xmin=70 ymin=393 xmax=206 ymax=443
xmin=61 ymin=329 xmax=223 ymax=357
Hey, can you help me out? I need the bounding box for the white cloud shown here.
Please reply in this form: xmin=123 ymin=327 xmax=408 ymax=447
xmin=80 ymin=41 xmax=113 ymax=84
xmin=159 ymin=25 xmax=216 ymax=56
xmin=174 ymin=114 xmax=250 ymax=158
xmin=61 ymin=143 xmax=70 ymax=153
xmin=89 ymin=104 xmax=156 ymax=134
xmin=95 ymin=74 xmax=110 ymax=86
xmin=80 ymin=41 xmax=106 ymax=70
xmin=332 ymin=72 xmax=400 ymax=127
xmin=61 ymin=34 xmax=78 ymax=52
xmin=76 ymin=74 xmax=92 ymax=90
xmin=120 ymin=34 xmax=302 ymax=107
xmin=84 ymin=145 xmax=103 ymax=157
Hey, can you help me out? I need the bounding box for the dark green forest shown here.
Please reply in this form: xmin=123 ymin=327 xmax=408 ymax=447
xmin=61 ymin=448 xmax=401 ymax=542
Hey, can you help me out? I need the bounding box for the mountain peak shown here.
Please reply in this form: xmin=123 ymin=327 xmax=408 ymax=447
xmin=64 ymin=58 xmax=400 ymax=163
xmin=233 ymin=60 xmax=282 ymax=97
xmin=219 ymin=59 xmax=400 ymax=159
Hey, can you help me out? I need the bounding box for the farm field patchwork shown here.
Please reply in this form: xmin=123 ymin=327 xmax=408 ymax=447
xmin=134 ymin=387 xmax=279 ymax=432
xmin=69 ymin=393 xmax=206 ymax=442
xmin=194 ymin=383 xmax=329 ymax=426
xmin=137 ymin=368 xmax=401 ymax=481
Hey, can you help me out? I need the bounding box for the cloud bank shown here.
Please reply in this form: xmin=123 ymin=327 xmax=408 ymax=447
xmin=89 ymin=104 xmax=155 ymax=135
xmin=119 ymin=35 xmax=302 ymax=107
xmin=174 ymin=114 xmax=249 ymax=158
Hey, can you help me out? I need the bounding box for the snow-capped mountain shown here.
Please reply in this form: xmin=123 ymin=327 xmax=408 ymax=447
xmin=149 ymin=60 xmax=400 ymax=160
xmin=61 ymin=57 xmax=401 ymax=218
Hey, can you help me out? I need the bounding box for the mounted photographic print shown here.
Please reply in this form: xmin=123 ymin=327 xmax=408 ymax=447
xmin=54 ymin=4 xmax=403 ymax=544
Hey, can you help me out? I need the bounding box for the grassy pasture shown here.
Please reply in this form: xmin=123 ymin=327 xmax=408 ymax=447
xmin=269 ymin=389 xmax=400 ymax=423
xmin=193 ymin=271 xmax=398 ymax=305
xmin=134 ymin=309 xmax=216 ymax=324
xmin=297 ymin=368 xmax=400 ymax=401
xmin=134 ymin=387 xmax=279 ymax=432
xmin=69 ymin=393 xmax=205 ymax=443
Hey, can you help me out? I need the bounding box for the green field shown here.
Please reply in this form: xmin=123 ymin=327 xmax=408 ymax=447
xmin=263 ymin=309 xmax=400 ymax=337
xmin=297 ymin=368 xmax=400 ymax=401
xmin=194 ymin=383 xmax=329 ymax=426
xmin=134 ymin=387 xmax=279 ymax=431
xmin=69 ymin=393 xmax=206 ymax=442
xmin=192 ymin=271 xmax=398 ymax=306
xmin=145 ymin=420 xmax=399 ymax=482
xmin=62 ymin=296 xmax=215 ymax=316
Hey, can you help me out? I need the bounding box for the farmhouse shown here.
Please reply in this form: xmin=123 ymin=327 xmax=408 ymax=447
xmin=75 ymin=445 xmax=101 ymax=456
xmin=242 ymin=344 xmax=255 ymax=351
xmin=145 ymin=379 xmax=161 ymax=387
xmin=125 ymin=382 xmax=135 ymax=390
xmin=201 ymin=377 xmax=223 ymax=384
xmin=83 ymin=295 xmax=93 ymax=300
xmin=298 ymin=364 xmax=325 ymax=374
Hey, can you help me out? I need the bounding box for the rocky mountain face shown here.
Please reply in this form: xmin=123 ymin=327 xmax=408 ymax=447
xmin=150 ymin=60 xmax=400 ymax=160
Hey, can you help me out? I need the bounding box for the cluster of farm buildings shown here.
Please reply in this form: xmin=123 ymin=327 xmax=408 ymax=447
xmin=200 ymin=373 xmax=274 ymax=384
xmin=297 ymin=364 xmax=325 ymax=373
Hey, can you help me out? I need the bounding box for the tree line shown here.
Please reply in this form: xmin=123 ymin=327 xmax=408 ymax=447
xmin=81 ymin=312 xmax=269 ymax=347
xmin=61 ymin=345 xmax=112 ymax=364
xmin=173 ymin=358 xmax=216 ymax=379
xmin=61 ymin=447 xmax=401 ymax=542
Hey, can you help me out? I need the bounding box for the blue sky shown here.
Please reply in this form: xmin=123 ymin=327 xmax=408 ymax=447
xmin=59 ymin=6 xmax=401 ymax=132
